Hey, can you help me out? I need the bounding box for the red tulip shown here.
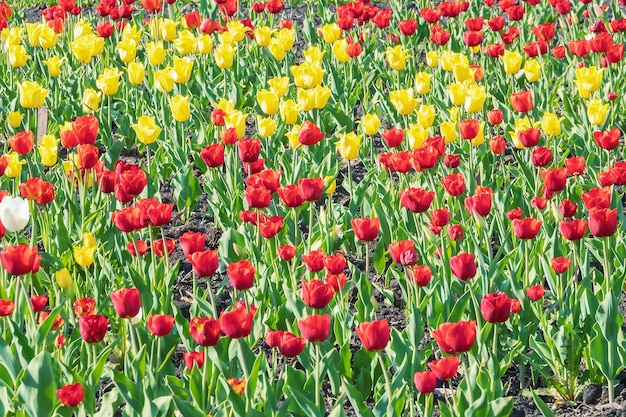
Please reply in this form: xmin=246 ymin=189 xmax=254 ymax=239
xmin=226 ymin=260 xmax=255 ymax=290
xmin=30 ymin=295 xmax=47 ymax=312
xmin=147 ymin=314 xmax=175 ymax=336
xmin=298 ymin=177 xmax=324 ymax=202
xmin=1 ymin=245 xmax=41 ymax=276
xmin=480 ymin=293 xmax=511 ymax=323
xmin=355 ymin=319 xmax=390 ymax=351
xmin=56 ymin=382 xmax=84 ymax=407
xmin=448 ymin=224 xmax=464 ymax=241
xmin=510 ymin=91 xmax=533 ymax=113
xmin=277 ymin=185 xmax=304 ymax=208
xmin=443 ymin=154 xmax=460 ymax=168
xmin=588 ymin=208 xmax=617 ymax=237
xmin=458 ymin=119 xmax=479 ymax=140
xmin=428 ymin=356 xmax=460 ymax=380
xmin=238 ymin=138 xmax=261 ymax=163
xmin=298 ymin=121 xmax=324 ymax=146
xmin=187 ymin=250 xmax=219 ymax=277
xmin=73 ymin=297 xmax=95 ymax=318
xmin=278 ymin=245 xmax=296 ymax=261
xmin=302 ymin=279 xmax=335 ymax=309
xmin=551 ymin=257 xmax=571 ymax=274
xmin=464 ymin=193 xmax=492 ymax=217
xmin=512 ymin=218 xmax=542 ymax=240
xmin=449 ymin=253 xmax=477 ymax=280
xmin=9 ymin=131 xmax=34 ymax=154
xmin=324 ymin=253 xmax=346 ymax=274
xmin=152 ymin=239 xmax=175 ymax=258
xmin=381 ymin=129 xmax=404 ymax=147
xmin=183 ymin=351 xmax=205 ymax=370
xmin=78 ymin=314 xmax=109 ymax=343
xmin=116 ymin=162 xmax=147 ymax=196
xmin=179 ymin=232 xmax=205 ymax=256
xmin=259 ymin=215 xmax=283 ymax=239
xmin=245 ymin=185 xmax=271 ymax=208
xmin=541 ymin=168 xmax=568 ymax=192
xmin=432 ymin=320 xmax=476 ymax=354
xmin=414 ymin=371 xmax=437 ymax=394
xmin=20 ymin=177 xmax=55 ymax=205
xmin=559 ymin=219 xmax=587 ymax=240
xmin=399 ymin=187 xmax=435 ymax=213
xmin=565 ymin=156 xmax=585 ymax=176
xmin=110 ymin=288 xmax=141 ymax=319
xmin=189 ymin=316 xmax=221 ymax=346
xmin=490 ymin=135 xmax=507 ymax=154
xmin=137 ymin=198 xmax=173 ymax=227
xmin=350 ymin=217 xmax=380 ymax=242
xmin=302 ymin=250 xmax=326 ymax=272
xmin=441 ymin=174 xmax=466 ymax=196
xmin=389 ymin=240 xmax=418 ymax=266
xmin=266 ymin=330 xmax=284 ymax=348
xmin=408 ymin=265 xmax=432 ymax=286
xmin=398 ymin=19 xmax=417 ymax=35
xmin=593 ymin=128 xmax=621 ymax=150
xmin=298 ymin=314 xmax=331 ymax=343
xmin=488 ymin=109 xmax=504 ymax=125
xmin=200 ymin=144 xmax=225 ymax=167
xmin=219 ymin=301 xmax=257 ymax=339
xmin=518 ymin=128 xmax=541 ymax=147
xmin=0 ymin=299 xmax=14 ymax=316
xmin=526 ymin=285 xmax=545 ymax=301
xmin=278 ymin=332 xmax=306 ymax=357
xmin=531 ymin=147 xmax=552 ymax=167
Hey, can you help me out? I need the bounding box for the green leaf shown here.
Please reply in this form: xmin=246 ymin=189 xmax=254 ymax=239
xmin=16 ymin=351 xmax=55 ymax=417
xmin=531 ymin=390 xmax=555 ymax=417
xmin=172 ymin=165 xmax=201 ymax=212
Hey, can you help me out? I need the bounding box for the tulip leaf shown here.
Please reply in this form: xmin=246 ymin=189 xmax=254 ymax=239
xmin=341 ymin=377 xmax=375 ymax=417
xmin=531 ymin=390 xmax=555 ymax=417
xmin=16 ymin=351 xmax=55 ymax=417
xmin=172 ymin=165 xmax=201 ymax=213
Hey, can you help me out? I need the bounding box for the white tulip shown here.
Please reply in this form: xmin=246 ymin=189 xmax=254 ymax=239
xmin=0 ymin=196 xmax=30 ymax=232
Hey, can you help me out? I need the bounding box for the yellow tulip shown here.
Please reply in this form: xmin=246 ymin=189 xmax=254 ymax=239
xmin=335 ymin=132 xmax=362 ymax=160
xmin=523 ymin=59 xmax=543 ymax=83
xmin=169 ymin=95 xmax=191 ymax=123
xmin=276 ymin=28 xmax=295 ymax=51
xmin=219 ymin=31 xmax=236 ymax=46
xmin=319 ymin=23 xmax=341 ymax=44
xmin=297 ymin=88 xmax=315 ymax=112
xmin=280 ymin=100 xmax=300 ymax=125
xmin=121 ymin=24 xmax=142 ymax=45
xmin=96 ymin=67 xmax=123 ymax=96
xmin=541 ymin=112 xmax=561 ymax=137
xmin=586 ymin=98 xmax=609 ymax=126
xmin=73 ymin=20 xmax=93 ymax=39
xmin=416 ymin=105 xmax=436 ymax=128
xmin=386 ymin=45 xmax=409 ymax=71
xmin=55 ymin=268 xmax=72 ymax=289
xmin=8 ymin=45 xmax=29 ymax=68
xmin=290 ymin=62 xmax=324 ymax=89
xmin=453 ymin=63 xmax=472 ymax=83
xmin=83 ymin=232 xmax=97 ymax=250
xmin=449 ymin=106 xmax=459 ymax=122
xmin=70 ymin=36 xmax=94 ymax=64
xmin=390 ymin=89 xmax=418 ymax=115
xmin=38 ymin=134 xmax=58 ymax=166
xmin=464 ymin=84 xmax=486 ymax=113
xmin=447 ymin=83 xmax=467 ymax=106
xmin=312 ymin=85 xmax=331 ymax=109
xmin=362 ymin=114 xmax=380 ymax=135
xmin=425 ymin=51 xmax=438 ymax=67
xmin=254 ymin=26 xmax=272 ymax=47
xmin=440 ymin=121 xmax=457 ymax=143
xmin=214 ymin=43 xmax=235 ymax=69
xmin=268 ymin=76 xmax=290 ymax=97
xmin=332 ymin=39 xmax=350 ymax=63
xmin=26 ymin=22 xmax=57 ymax=48
xmin=154 ymin=18 xmax=178 ymax=41
xmin=195 ymin=34 xmax=214 ymax=55
xmin=406 ymin=124 xmax=428 ymax=149
xmin=5 ymin=152 xmax=25 ymax=178
xmin=213 ymin=98 xmax=235 ymax=114
xmin=127 ymin=61 xmax=145 ymax=85
xmin=147 ymin=41 xmax=166 ymax=65
xmin=575 ymin=66 xmax=603 ymax=98
xmin=439 ymin=51 xmax=457 ymax=72
xmin=303 ymin=46 xmax=325 ymax=65
xmin=117 ymin=38 xmax=137 ymax=63
xmin=501 ymin=51 xmax=522 ymax=74
xmin=415 ymin=72 xmax=431 ymax=95
xmin=18 ymin=81 xmax=48 ymax=109
xmin=83 ymin=88 xmax=102 ymax=114
xmin=257 ymin=89 xmax=279 ymax=115
xmin=7 ymin=111 xmax=22 ymax=129
xmin=74 ymin=245 xmax=96 ymax=267
xmin=268 ymin=38 xmax=285 ymax=61
xmin=286 ymin=125 xmax=301 ymax=149
xmin=257 ymin=117 xmax=276 ymax=137
xmin=226 ymin=21 xmax=250 ymax=42
xmin=154 ymin=68 xmax=175 ymax=93
xmin=172 ymin=56 xmax=194 ymax=84
xmin=132 ymin=116 xmax=162 ymax=144
xmin=2 ymin=27 xmax=23 ymax=48
xmin=174 ymin=30 xmax=196 ymax=55
xmin=324 ymin=176 xmax=337 ymax=194
xmin=225 ymin=110 xmax=248 ymax=138
xmin=43 ymin=56 xmax=64 ymax=77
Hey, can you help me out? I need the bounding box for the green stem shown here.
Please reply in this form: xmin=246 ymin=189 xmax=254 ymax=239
xmin=308 ymin=202 xmax=314 ymax=253
xmin=377 ymin=352 xmax=392 ymax=402
xmin=315 ymin=343 xmax=321 ymax=408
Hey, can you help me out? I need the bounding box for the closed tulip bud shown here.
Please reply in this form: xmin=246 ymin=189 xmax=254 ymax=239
xmin=55 ymin=268 xmax=72 ymax=289
xmin=257 ymin=89 xmax=279 ymax=115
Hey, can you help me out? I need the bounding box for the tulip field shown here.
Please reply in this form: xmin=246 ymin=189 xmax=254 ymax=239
xmin=3 ymin=0 xmax=626 ymax=415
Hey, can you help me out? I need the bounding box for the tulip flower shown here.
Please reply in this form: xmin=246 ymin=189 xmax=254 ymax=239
xmin=335 ymin=132 xmax=362 ymax=160
xmin=187 ymin=250 xmax=219 ymax=277
xmin=227 ymin=260 xmax=255 ymax=290
xmin=575 ymin=66 xmax=603 ymax=98
xmin=179 ymin=232 xmax=205 ymax=256
xmin=110 ymin=288 xmax=141 ymax=319
xmin=183 ymin=351 xmax=205 ymax=370
xmin=510 ymin=91 xmax=533 ymax=113
xmin=588 ymin=208 xmax=617 ymax=237
xmin=219 ymin=301 xmax=257 ymax=339
xmin=541 ymin=112 xmax=562 ymax=137
xmin=526 ymin=285 xmax=545 ymax=301
xmin=428 ymin=356 xmax=460 ymax=380
xmin=298 ymin=314 xmax=331 ymax=343
xmin=147 ymin=314 xmax=175 ymax=336
xmin=132 ymin=116 xmax=162 ymax=145
xmin=169 ymin=95 xmax=191 ymax=123
xmin=481 ymin=293 xmax=512 ymax=323
xmin=390 ymin=89 xmax=418 ymax=115
xmin=355 ymin=319 xmax=390 ymax=351
xmin=18 ymin=81 xmax=48 ymax=109
xmin=399 ymin=187 xmax=435 ymax=213
xmin=1 ymin=244 xmax=40 ymax=276
xmin=432 ymin=320 xmax=476 ymax=354
xmin=56 ymin=382 xmax=84 ymax=407
xmin=501 ymin=50 xmax=523 ymax=74
xmin=361 ymin=114 xmax=381 ymax=135
xmin=414 ymin=371 xmax=437 ymax=394
xmin=278 ymin=332 xmax=306 ymax=357
xmin=586 ymin=99 xmax=610 ymax=126
xmin=512 ymin=218 xmax=542 ymax=239
xmin=351 ymin=218 xmax=380 ymax=242
xmin=0 ymin=299 xmax=14 ymax=316
xmin=449 ymin=252 xmax=477 ymax=280
xmin=96 ymin=67 xmax=123 ymax=96
xmin=551 ymin=257 xmax=571 ymax=274
xmin=189 ymin=316 xmax=221 ymax=346
xmin=79 ymin=314 xmax=109 ymax=343
xmin=593 ymin=128 xmax=621 ymax=150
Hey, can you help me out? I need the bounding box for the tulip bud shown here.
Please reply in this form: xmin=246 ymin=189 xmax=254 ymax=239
xmin=55 ymin=268 xmax=72 ymax=289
